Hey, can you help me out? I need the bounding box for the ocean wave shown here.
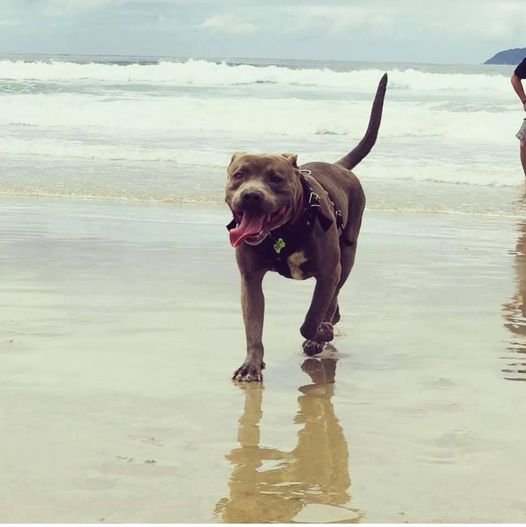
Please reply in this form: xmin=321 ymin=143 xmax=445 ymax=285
xmin=0 ymin=58 xmax=512 ymax=94
xmin=0 ymin=138 xmax=230 ymax=165
xmin=0 ymin=92 xmax=518 ymax=143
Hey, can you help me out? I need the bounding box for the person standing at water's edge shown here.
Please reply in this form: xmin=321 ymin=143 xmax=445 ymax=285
xmin=511 ymin=57 xmax=526 ymax=177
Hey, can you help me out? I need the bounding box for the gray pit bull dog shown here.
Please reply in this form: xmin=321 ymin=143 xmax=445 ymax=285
xmin=225 ymin=74 xmax=388 ymax=382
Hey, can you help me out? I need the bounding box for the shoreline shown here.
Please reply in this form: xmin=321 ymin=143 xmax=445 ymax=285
xmin=0 ymin=174 xmax=525 ymax=219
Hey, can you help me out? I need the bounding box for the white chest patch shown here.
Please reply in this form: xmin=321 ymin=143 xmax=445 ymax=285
xmin=287 ymin=251 xmax=308 ymax=280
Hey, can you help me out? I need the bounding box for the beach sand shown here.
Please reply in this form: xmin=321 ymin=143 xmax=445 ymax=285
xmin=2 ymin=196 xmax=526 ymax=523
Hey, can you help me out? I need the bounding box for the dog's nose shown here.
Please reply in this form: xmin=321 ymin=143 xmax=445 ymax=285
xmin=241 ymin=190 xmax=263 ymax=205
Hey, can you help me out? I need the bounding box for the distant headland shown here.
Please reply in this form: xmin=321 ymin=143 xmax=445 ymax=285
xmin=485 ymin=48 xmax=526 ymax=65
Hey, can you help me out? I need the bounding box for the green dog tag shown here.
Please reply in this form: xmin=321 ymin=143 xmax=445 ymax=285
xmin=273 ymin=238 xmax=286 ymax=254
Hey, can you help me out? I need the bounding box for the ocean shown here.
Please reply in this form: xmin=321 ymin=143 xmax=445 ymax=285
xmin=0 ymin=55 xmax=524 ymax=216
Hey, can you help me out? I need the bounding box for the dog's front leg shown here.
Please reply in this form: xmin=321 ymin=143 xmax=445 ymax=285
xmin=300 ymin=265 xmax=341 ymax=355
xmin=233 ymin=270 xmax=266 ymax=382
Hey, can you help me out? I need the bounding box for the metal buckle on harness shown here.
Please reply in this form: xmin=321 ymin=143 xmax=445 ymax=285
xmin=308 ymin=191 xmax=321 ymax=208
xmin=305 ymin=192 xmax=321 ymax=227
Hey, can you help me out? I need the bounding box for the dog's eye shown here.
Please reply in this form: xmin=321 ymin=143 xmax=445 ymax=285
xmin=269 ymin=173 xmax=283 ymax=184
xmin=232 ymin=172 xmax=244 ymax=180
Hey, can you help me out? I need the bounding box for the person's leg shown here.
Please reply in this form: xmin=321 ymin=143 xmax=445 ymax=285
xmin=521 ymin=141 xmax=526 ymax=177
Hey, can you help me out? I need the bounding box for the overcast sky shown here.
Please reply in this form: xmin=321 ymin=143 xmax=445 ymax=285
xmin=0 ymin=0 xmax=525 ymax=64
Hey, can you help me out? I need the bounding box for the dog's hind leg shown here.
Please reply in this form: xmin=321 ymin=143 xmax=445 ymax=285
xmin=325 ymin=242 xmax=358 ymax=323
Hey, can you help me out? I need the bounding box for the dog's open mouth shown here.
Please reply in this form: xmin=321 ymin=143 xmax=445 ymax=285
xmin=229 ymin=206 xmax=288 ymax=248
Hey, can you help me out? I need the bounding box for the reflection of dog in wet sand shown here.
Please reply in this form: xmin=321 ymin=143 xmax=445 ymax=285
xmin=225 ymin=75 xmax=387 ymax=381
xmin=214 ymin=359 xmax=352 ymax=523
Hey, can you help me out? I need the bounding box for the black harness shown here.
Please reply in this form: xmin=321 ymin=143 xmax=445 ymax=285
xmin=226 ymin=173 xmax=346 ymax=278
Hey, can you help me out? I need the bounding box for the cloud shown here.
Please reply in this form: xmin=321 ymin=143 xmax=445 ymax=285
xmin=425 ymin=0 xmax=526 ymax=41
xmin=0 ymin=17 xmax=20 ymax=26
xmin=41 ymin=0 xmax=119 ymax=12
xmin=200 ymin=14 xmax=258 ymax=35
xmin=290 ymin=4 xmax=395 ymax=35
xmin=0 ymin=0 xmax=524 ymax=62
xmin=285 ymin=0 xmax=526 ymax=42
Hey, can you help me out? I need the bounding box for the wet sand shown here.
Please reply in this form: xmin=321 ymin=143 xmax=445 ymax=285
xmin=2 ymin=196 xmax=526 ymax=522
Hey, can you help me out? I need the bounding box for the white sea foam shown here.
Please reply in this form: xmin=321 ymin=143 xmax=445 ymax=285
xmin=0 ymin=59 xmax=513 ymax=96
xmin=0 ymin=92 xmax=519 ymax=143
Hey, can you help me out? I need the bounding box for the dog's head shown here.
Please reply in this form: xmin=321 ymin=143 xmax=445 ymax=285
xmin=225 ymin=152 xmax=303 ymax=248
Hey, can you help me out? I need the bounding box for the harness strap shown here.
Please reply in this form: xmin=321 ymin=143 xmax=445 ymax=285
xmin=300 ymin=171 xmax=343 ymax=234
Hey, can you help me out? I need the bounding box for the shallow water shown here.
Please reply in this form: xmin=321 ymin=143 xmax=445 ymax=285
xmin=2 ymin=198 xmax=526 ymax=522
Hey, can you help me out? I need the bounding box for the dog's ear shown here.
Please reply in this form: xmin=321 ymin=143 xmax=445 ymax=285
xmin=229 ymin=151 xmax=246 ymax=167
xmin=281 ymin=153 xmax=298 ymax=168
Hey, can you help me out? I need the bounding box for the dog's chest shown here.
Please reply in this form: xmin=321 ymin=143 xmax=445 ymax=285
xmin=286 ymin=251 xmax=313 ymax=280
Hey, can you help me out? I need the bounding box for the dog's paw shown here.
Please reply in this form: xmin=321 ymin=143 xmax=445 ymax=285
xmin=232 ymin=361 xmax=265 ymax=382
xmin=316 ymin=322 xmax=334 ymax=342
xmin=302 ymin=339 xmax=325 ymax=356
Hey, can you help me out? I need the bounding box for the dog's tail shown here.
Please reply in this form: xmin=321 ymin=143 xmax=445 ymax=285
xmin=336 ymin=73 xmax=388 ymax=171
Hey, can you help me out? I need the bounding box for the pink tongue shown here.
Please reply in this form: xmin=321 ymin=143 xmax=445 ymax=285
xmin=229 ymin=212 xmax=266 ymax=247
